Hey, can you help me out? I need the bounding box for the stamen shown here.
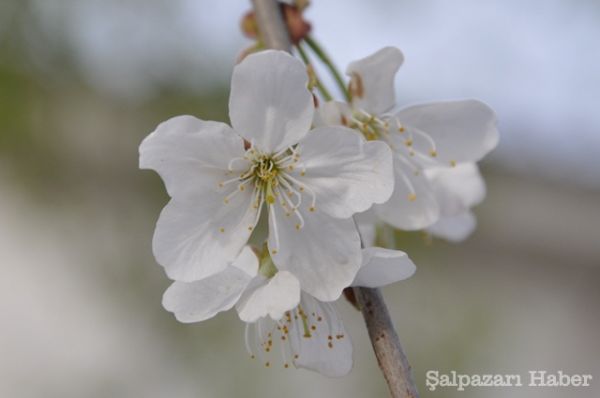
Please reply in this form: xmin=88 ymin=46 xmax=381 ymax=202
xmin=282 ymin=173 xmax=317 ymax=210
xmin=393 ymin=161 xmax=418 ymax=201
xmin=228 ymin=156 xmax=248 ymax=171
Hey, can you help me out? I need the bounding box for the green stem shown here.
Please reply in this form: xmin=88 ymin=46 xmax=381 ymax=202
xmin=296 ymin=44 xmax=333 ymax=101
xmin=304 ymin=35 xmax=350 ymax=101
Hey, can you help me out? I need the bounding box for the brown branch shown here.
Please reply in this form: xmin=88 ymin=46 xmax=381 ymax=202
xmin=251 ymin=0 xmax=291 ymax=51
xmin=353 ymin=287 xmax=419 ymax=398
xmin=248 ymin=1 xmax=419 ymax=396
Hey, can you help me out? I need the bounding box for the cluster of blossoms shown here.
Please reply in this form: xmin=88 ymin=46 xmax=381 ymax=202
xmin=140 ymin=45 xmax=497 ymax=375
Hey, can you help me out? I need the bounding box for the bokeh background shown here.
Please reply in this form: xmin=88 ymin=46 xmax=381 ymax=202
xmin=1 ymin=1 xmax=599 ymax=397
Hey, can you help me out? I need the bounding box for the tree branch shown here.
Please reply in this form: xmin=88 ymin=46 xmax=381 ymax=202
xmin=353 ymin=287 xmax=419 ymax=398
xmin=248 ymin=1 xmax=419 ymax=396
xmin=251 ymin=0 xmax=291 ymax=51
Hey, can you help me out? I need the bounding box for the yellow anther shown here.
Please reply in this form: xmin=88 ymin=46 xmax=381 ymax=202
xmin=309 ymin=206 xmax=315 ymax=212
xmin=404 ymin=139 xmax=413 ymax=147
xmin=239 ymin=185 xmax=245 ymax=191
xmin=300 ymin=171 xmax=305 ymax=176
xmin=266 ymin=195 xmax=275 ymax=204
xmin=408 ymin=193 xmax=417 ymax=202
xmin=265 ymin=362 xmax=270 ymax=367
xmin=450 ymin=160 xmax=457 ymax=167
xmin=429 ymin=149 xmax=437 ymax=158
xmin=223 ymin=198 xmax=229 ymax=204
xmin=295 ymin=224 xmax=301 ymax=230
xmin=219 ymin=227 xmax=225 ymax=233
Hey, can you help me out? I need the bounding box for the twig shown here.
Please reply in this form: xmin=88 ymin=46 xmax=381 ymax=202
xmin=248 ymin=1 xmax=419 ymax=397
xmin=251 ymin=0 xmax=291 ymax=51
xmin=353 ymin=287 xmax=419 ymax=398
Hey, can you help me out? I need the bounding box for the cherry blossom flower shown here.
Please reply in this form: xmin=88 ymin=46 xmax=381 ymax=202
xmin=316 ymin=47 xmax=498 ymax=233
xmin=140 ymin=50 xmax=394 ymax=301
xmin=163 ymin=245 xmax=416 ymax=376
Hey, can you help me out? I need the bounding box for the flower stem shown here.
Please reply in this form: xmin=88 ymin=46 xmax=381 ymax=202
xmin=303 ymin=36 xmax=350 ymax=101
xmin=295 ymin=44 xmax=333 ymax=101
xmin=250 ymin=2 xmax=419 ymax=396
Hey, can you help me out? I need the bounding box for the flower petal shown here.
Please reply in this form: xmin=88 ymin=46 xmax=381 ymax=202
xmin=229 ymin=50 xmax=313 ymax=153
xmin=162 ymin=246 xmax=258 ymax=323
xmin=236 ymin=271 xmax=301 ymax=323
xmin=395 ymin=100 xmax=498 ymax=164
xmin=268 ymin=205 xmax=361 ymax=302
xmin=352 ymin=247 xmax=416 ymax=288
xmin=312 ymin=100 xmax=351 ymax=127
xmin=290 ymin=294 xmax=353 ymax=377
xmin=374 ymin=157 xmax=440 ymax=230
xmin=425 ymin=163 xmax=485 ymax=217
xmin=293 ymin=127 xmax=394 ymax=219
xmin=346 ymin=47 xmax=404 ymax=115
xmin=354 ymin=208 xmax=378 ymax=246
xmin=139 ymin=115 xmax=246 ymax=200
xmin=427 ymin=211 xmax=477 ymax=242
xmin=153 ymin=190 xmax=258 ymax=282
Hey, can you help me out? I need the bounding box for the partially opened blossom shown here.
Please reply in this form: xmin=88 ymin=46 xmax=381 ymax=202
xmin=163 ymin=245 xmax=416 ymax=376
xmin=317 ymin=47 xmax=498 ymax=233
xmin=140 ymin=50 xmax=394 ymax=301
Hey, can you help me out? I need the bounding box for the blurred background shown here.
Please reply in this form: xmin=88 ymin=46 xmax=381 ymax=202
xmin=1 ymin=0 xmax=598 ymax=397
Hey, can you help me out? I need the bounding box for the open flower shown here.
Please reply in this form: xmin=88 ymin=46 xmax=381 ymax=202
xmin=140 ymin=50 xmax=394 ymax=301
xmin=317 ymin=47 xmax=498 ymax=232
xmin=163 ymin=245 xmax=416 ymax=376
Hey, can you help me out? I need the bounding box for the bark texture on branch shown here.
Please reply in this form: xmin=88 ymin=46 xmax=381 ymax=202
xmin=249 ymin=1 xmax=419 ymax=396
xmin=251 ymin=0 xmax=291 ymax=51
xmin=354 ymin=287 xmax=419 ymax=398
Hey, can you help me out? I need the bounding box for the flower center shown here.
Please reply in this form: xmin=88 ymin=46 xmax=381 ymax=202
xmin=218 ymin=145 xmax=318 ymax=255
xmin=347 ymin=108 xmax=455 ymax=202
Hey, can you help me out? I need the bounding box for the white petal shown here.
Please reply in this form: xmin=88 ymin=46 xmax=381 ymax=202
xmin=162 ymin=247 xmax=258 ymax=323
xmin=229 ymin=50 xmax=313 ymax=153
xmin=346 ymin=47 xmax=404 ymax=115
xmin=313 ymin=100 xmax=351 ymax=127
xmin=290 ymin=294 xmax=353 ymax=377
xmin=268 ymin=205 xmax=362 ymax=301
xmin=352 ymin=247 xmax=416 ymax=288
xmin=139 ymin=115 xmax=246 ymax=200
xmin=395 ymin=100 xmax=498 ymax=164
xmin=293 ymin=127 xmax=394 ymax=218
xmin=427 ymin=211 xmax=477 ymax=242
xmin=425 ymin=163 xmax=485 ymax=216
xmin=374 ymin=157 xmax=440 ymax=230
xmin=355 ymin=209 xmax=377 ymax=246
xmin=153 ymin=190 xmax=258 ymax=282
xmin=236 ymin=271 xmax=301 ymax=323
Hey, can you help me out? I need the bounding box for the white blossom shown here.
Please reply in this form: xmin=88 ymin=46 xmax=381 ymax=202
xmin=316 ymin=47 xmax=498 ymax=236
xmin=140 ymin=50 xmax=394 ymax=300
xmin=163 ymin=245 xmax=416 ymax=376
